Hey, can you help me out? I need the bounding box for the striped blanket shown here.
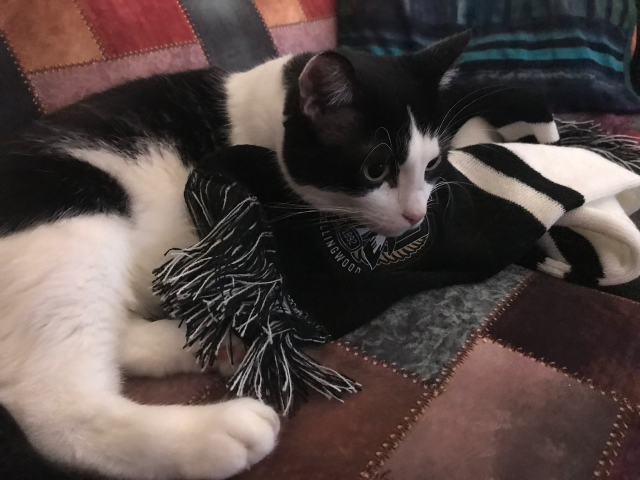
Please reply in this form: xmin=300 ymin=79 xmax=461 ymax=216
xmin=337 ymin=0 xmax=640 ymax=113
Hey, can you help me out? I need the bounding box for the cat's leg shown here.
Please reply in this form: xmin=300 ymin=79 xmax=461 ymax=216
xmin=0 ymin=216 xmax=278 ymax=479
xmin=119 ymin=316 xmax=204 ymax=376
xmin=119 ymin=316 xmax=246 ymax=377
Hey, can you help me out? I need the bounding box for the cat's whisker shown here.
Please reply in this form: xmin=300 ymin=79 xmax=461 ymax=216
xmin=396 ymin=121 xmax=410 ymax=154
xmin=438 ymin=123 xmax=502 ymax=148
xmin=435 ymin=87 xmax=497 ymax=138
xmin=436 ymin=87 xmax=512 ymax=139
xmin=362 ymin=141 xmax=393 ymax=168
xmin=438 ymin=111 xmax=506 ymax=148
xmin=437 ymin=86 xmax=513 ymax=136
xmin=265 ymin=204 xmax=314 ymax=211
xmin=268 ymin=210 xmax=320 ymax=222
xmin=376 ymin=126 xmax=394 ymax=151
xmin=440 ymin=179 xmax=475 ymax=216
xmin=441 ymin=181 xmax=456 ymax=213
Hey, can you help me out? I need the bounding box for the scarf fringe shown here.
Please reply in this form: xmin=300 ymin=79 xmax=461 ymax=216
xmin=152 ymin=168 xmax=359 ymax=414
xmin=228 ymin=311 xmax=360 ymax=415
xmin=555 ymin=118 xmax=640 ymax=172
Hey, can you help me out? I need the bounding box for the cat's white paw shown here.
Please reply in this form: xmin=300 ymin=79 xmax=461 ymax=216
xmin=218 ymin=397 xmax=280 ymax=464
xmin=181 ymin=398 xmax=280 ymax=479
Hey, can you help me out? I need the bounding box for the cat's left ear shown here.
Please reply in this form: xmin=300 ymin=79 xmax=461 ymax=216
xmin=406 ymin=30 xmax=472 ymax=86
xmin=298 ymin=51 xmax=356 ymax=119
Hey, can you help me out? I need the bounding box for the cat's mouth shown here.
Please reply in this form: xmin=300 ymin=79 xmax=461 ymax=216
xmin=330 ymin=213 xmax=421 ymax=238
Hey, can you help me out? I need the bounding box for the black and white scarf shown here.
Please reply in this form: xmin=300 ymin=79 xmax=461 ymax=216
xmin=267 ymin=87 xmax=640 ymax=336
xmin=153 ymin=86 xmax=640 ymax=412
xmin=448 ymin=112 xmax=640 ymax=287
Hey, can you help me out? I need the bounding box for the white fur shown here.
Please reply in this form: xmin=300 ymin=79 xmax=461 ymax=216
xmin=400 ymin=114 xmax=439 ymax=223
xmin=0 ymin=215 xmax=277 ymax=479
xmin=288 ymin=113 xmax=439 ymax=237
xmin=225 ymin=55 xmax=291 ymax=157
xmin=361 ymin=116 xmax=440 ymax=236
xmin=70 ymin=143 xmax=198 ymax=317
xmin=0 ymin=141 xmax=281 ymax=475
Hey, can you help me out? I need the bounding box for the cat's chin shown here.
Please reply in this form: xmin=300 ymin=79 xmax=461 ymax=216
xmin=371 ymin=226 xmax=413 ymax=238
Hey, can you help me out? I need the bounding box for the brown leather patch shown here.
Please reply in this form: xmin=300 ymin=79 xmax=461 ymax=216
xmin=486 ymin=273 xmax=640 ymax=403
xmin=0 ymin=0 xmax=102 ymax=72
xmin=253 ymin=0 xmax=307 ymax=27
xmin=123 ymin=372 xmax=226 ymax=406
xmin=378 ymin=340 xmax=620 ymax=480
xmin=120 ymin=342 xmax=426 ymax=480
xmin=185 ymin=342 xmax=426 ymax=480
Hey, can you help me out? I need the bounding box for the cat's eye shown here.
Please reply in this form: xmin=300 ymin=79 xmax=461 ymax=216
xmin=363 ymin=160 xmax=390 ymax=182
xmin=425 ymin=156 xmax=442 ymax=171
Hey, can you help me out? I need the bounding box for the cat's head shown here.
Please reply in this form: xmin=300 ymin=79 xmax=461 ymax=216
xmin=280 ymin=31 xmax=470 ymax=237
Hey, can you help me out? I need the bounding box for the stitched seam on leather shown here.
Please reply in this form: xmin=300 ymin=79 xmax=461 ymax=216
xmin=26 ymin=41 xmax=201 ymax=75
xmin=353 ymin=272 xmax=536 ymax=480
xmin=175 ymin=0 xmax=213 ymax=66
xmin=250 ymin=0 xmax=279 ymax=57
xmin=187 ymin=384 xmax=210 ymax=405
xmin=270 ymin=14 xmax=336 ymax=31
xmin=0 ymin=30 xmax=45 ymax=115
xmin=592 ymin=403 xmax=637 ymax=480
xmin=70 ymin=0 xmax=107 ymax=58
xmin=490 ymin=336 xmax=636 ymax=406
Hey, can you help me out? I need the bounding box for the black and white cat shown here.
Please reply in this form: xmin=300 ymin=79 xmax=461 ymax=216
xmin=0 ymin=32 xmax=470 ymax=479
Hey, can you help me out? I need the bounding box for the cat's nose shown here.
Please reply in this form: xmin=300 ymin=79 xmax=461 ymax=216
xmin=403 ymin=212 xmax=424 ymax=226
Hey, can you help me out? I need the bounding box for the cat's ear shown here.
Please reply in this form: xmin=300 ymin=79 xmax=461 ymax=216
xmin=407 ymin=30 xmax=472 ymax=86
xmin=299 ymin=51 xmax=356 ymax=119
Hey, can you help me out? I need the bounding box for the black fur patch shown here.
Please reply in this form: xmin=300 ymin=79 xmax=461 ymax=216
xmin=0 ymin=146 xmax=130 ymax=236
xmin=1 ymin=68 xmax=233 ymax=236
xmin=37 ymin=68 xmax=230 ymax=163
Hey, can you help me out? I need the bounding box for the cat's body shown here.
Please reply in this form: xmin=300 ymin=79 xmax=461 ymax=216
xmin=0 ymin=33 xmax=470 ymax=479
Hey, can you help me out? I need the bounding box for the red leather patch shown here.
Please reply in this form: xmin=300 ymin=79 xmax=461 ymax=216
xmin=299 ymin=0 xmax=336 ymax=19
xmin=77 ymin=0 xmax=196 ymax=56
